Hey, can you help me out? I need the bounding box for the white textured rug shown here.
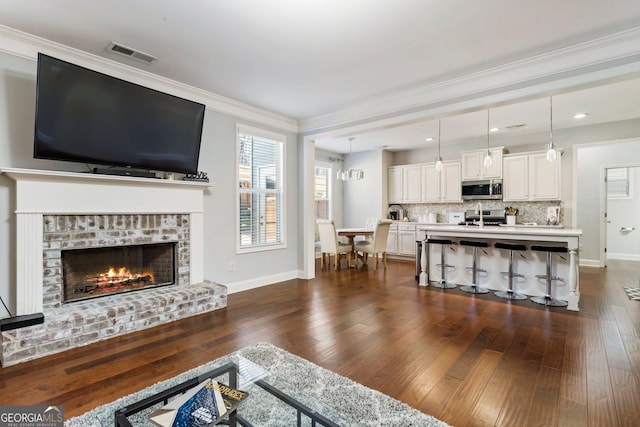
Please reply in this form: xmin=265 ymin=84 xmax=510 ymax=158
xmin=65 ymin=342 xmax=449 ymax=427
xmin=624 ymin=286 xmax=640 ymax=300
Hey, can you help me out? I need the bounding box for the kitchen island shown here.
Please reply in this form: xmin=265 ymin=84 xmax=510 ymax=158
xmin=417 ymin=225 xmax=582 ymax=311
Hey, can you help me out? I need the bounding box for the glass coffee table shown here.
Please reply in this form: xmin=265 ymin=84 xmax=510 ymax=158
xmin=111 ymin=355 xmax=354 ymax=426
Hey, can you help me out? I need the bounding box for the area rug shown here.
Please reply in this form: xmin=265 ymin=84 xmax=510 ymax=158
xmin=623 ymin=286 xmax=640 ymax=300
xmin=65 ymin=342 xmax=449 ymax=427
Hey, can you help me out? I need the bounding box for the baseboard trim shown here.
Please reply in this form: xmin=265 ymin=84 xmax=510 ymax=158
xmin=580 ymin=258 xmax=603 ymax=268
xmin=607 ymin=253 xmax=640 ymax=261
xmin=225 ymin=270 xmax=299 ymax=294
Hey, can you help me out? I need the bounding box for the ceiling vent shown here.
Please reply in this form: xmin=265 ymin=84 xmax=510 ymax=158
xmin=107 ymin=42 xmax=156 ymax=64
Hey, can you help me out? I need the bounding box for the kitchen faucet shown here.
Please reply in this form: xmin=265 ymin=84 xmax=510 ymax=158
xmin=475 ymin=202 xmax=484 ymax=228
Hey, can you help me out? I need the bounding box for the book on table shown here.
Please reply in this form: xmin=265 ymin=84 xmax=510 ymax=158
xmin=148 ymin=378 xmax=248 ymax=427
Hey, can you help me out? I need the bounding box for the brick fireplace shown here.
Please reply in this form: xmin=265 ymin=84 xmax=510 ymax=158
xmin=0 ymin=168 xmax=226 ymax=366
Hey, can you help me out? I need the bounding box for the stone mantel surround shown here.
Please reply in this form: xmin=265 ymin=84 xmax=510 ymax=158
xmin=0 ymin=167 xmax=211 ymax=315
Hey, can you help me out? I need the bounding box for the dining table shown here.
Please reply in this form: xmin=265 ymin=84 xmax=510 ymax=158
xmin=337 ymin=228 xmax=374 ymax=268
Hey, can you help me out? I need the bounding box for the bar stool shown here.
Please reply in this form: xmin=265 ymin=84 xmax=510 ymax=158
xmin=530 ymin=245 xmax=568 ymax=307
xmin=426 ymin=238 xmax=456 ymax=289
xmin=459 ymin=240 xmax=489 ymax=294
xmin=494 ymin=242 xmax=528 ymax=300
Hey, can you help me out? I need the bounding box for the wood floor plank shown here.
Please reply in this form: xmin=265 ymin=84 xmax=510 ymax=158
xmin=585 ymin=317 xmax=620 ymax=426
xmin=1 ymin=259 xmax=640 ymax=426
xmin=526 ymin=365 xmax=562 ymax=426
xmin=609 ymin=367 xmax=640 ymax=426
xmin=439 ymin=349 xmax=501 ymax=425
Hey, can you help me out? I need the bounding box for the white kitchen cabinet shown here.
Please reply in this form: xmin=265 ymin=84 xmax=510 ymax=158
xmin=530 ymin=152 xmax=561 ymax=200
xmin=403 ymin=164 xmax=422 ymax=202
xmin=398 ymin=224 xmax=417 ymax=255
xmin=502 ymin=155 xmax=529 ymax=201
xmin=386 ymin=223 xmax=398 ymax=254
xmin=421 ymin=164 xmax=440 ymax=202
xmin=423 ymin=161 xmax=462 ymax=203
xmin=388 ymin=164 xmax=421 ymax=203
xmin=441 ymin=162 xmax=463 ymax=202
xmin=461 ymin=148 xmax=503 ymax=181
xmin=388 ymin=167 xmax=403 ymax=203
xmin=503 ymin=151 xmax=561 ymax=201
xmin=386 ymin=223 xmax=416 ymax=256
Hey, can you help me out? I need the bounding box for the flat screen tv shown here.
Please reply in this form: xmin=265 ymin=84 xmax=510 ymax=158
xmin=33 ymin=53 xmax=205 ymax=175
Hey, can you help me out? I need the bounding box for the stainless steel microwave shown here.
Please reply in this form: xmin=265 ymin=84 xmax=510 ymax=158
xmin=461 ymin=179 xmax=503 ymax=200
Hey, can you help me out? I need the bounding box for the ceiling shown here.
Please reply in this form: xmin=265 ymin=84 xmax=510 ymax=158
xmin=2 ymin=0 xmax=640 ymax=153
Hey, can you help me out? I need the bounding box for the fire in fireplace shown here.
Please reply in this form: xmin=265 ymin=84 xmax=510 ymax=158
xmin=61 ymin=242 xmax=176 ymax=303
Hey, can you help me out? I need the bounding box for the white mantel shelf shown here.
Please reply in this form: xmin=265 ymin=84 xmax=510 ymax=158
xmin=0 ymin=167 xmax=212 ymax=215
xmin=1 ymin=167 xmax=212 ymax=187
xmin=0 ymin=167 xmax=210 ymax=315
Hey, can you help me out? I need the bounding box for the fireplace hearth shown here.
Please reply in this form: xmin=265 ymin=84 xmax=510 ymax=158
xmin=62 ymin=242 xmax=176 ymax=303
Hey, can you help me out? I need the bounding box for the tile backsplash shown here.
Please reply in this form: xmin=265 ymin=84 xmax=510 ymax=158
xmin=402 ymin=201 xmax=563 ymax=225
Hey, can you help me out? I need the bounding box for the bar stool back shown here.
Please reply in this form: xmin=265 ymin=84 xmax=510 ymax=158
xmin=494 ymin=242 xmax=527 ymax=300
xmin=459 ymin=240 xmax=489 ymax=294
xmin=426 ymin=238 xmax=456 ymax=289
xmin=530 ymin=245 xmax=568 ymax=307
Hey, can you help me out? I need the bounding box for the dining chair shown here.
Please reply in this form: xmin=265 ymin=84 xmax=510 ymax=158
xmin=355 ymin=219 xmax=393 ymax=270
xmin=316 ymin=219 xmax=353 ymax=270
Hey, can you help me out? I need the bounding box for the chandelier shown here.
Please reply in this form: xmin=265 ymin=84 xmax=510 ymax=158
xmin=336 ymin=137 xmax=364 ymax=181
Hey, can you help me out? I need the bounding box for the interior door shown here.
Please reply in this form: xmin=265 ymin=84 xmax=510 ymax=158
xmin=605 ymin=166 xmax=640 ymax=264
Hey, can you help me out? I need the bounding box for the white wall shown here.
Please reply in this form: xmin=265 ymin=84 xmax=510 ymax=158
xmin=576 ymin=139 xmax=640 ymax=263
xmin=0 ymin=48 xmax=299 ymax=313
xmin=343 ymin=149 xmax=388 ymax=227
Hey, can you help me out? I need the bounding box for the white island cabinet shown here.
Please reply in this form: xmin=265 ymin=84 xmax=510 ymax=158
xmin=417 ymin=225 xmax=582 ymax=311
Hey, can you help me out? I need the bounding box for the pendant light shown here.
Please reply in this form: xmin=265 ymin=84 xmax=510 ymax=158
xmin=435 ymin=119 xmax=443 ymax=172
xmin=336 ymin=137 xmax=364 ymax=181
xmin=546 ymin=96 xmax=558 ymax=162
xmin=483 ymin=109 xmax=493 ymax=168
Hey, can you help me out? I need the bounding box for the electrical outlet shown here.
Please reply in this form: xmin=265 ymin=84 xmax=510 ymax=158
xmin=229 ymin=261 xmax=235 ymax=272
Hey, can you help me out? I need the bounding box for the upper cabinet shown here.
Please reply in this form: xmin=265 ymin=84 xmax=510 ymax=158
xmin=421 ymin=161 xmax=462 ymax=203
xmin=389 ymin=162 xmax=461 ymax=204
xmin=388 ymin=167 xmax=403 ymax=203
xmin=388 ymin=164 xmax=421 ymax=203
xmin=461 ymin=148 xmax=503 ymax=181
xmin=503 ymin=151 xmax=561 ymax=201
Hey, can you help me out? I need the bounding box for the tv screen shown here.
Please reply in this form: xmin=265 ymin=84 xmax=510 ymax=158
xmin=33 ymin=53 xmax=205 ymax=175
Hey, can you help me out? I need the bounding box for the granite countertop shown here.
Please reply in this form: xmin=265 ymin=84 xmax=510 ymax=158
xmin=417 ymin=224 xmax=582 ymax=237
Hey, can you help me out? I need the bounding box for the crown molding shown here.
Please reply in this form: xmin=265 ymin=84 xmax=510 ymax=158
xmin=0 ymin=25 xmax=298 ymax=134
xmin=300 ymin=26 xmax=640 ymax=137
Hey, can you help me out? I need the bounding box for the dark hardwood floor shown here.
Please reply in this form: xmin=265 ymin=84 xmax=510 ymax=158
xmin=1 ymin=258 xmax=639 ymax=426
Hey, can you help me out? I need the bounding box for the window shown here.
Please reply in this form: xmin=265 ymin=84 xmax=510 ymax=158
xmin=237 ymin=124 xmax=285 ymax=252
xmin=314 ymin=165 xmax=331 ymax=220
xmin=607 ymin=167 xmax=632 ymax=198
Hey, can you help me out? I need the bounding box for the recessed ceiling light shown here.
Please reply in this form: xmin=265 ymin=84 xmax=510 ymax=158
xmin=490 ymin=127 xmax=500 ymax=132
xmin=425 ymin=137 xmax=435 ymax=142
xmin=573 ymin=112 xmax=588 ymax=119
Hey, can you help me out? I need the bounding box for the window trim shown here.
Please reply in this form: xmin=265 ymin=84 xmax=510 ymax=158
xmin=236 ymin=123 xmax=287 ymax=254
